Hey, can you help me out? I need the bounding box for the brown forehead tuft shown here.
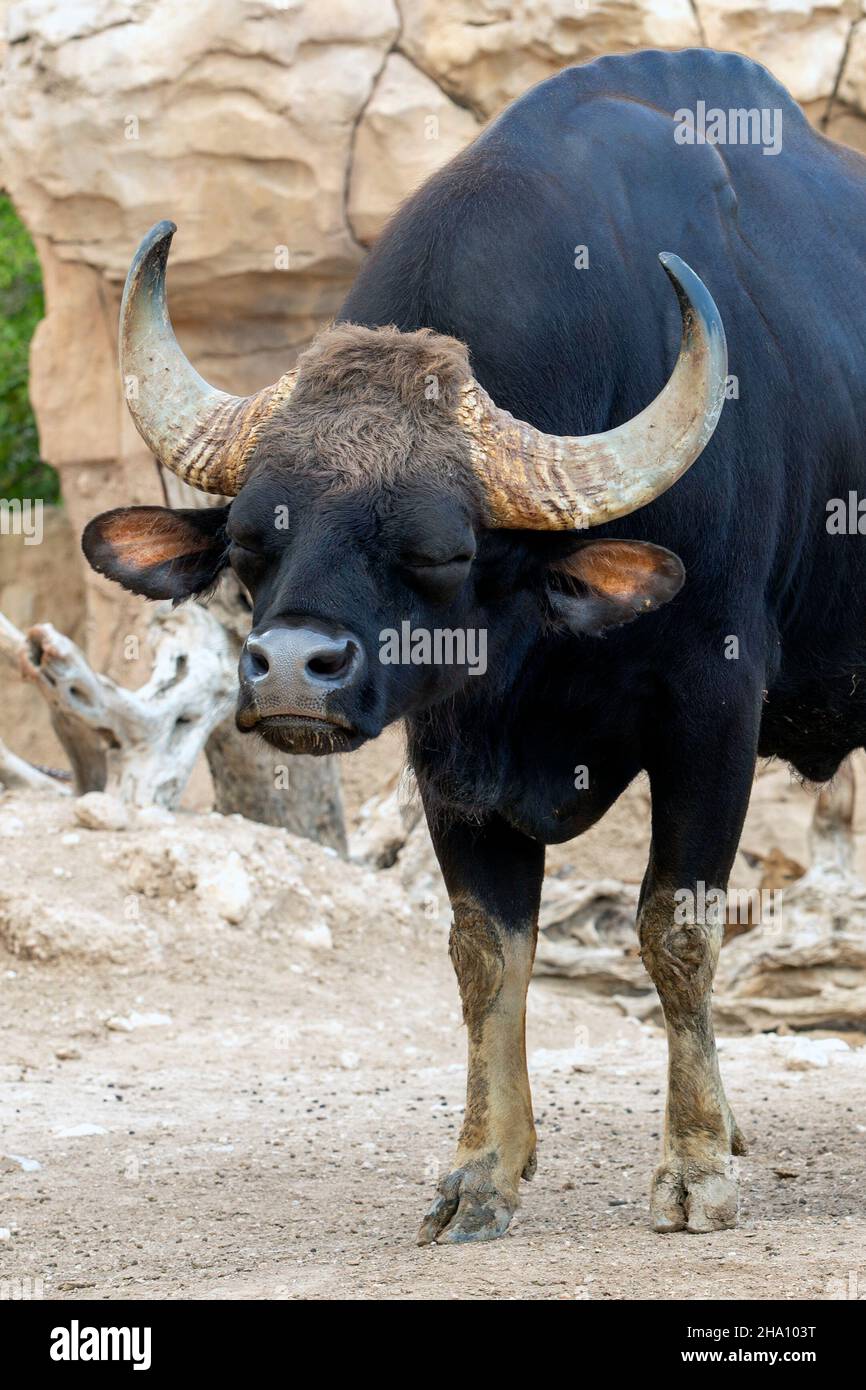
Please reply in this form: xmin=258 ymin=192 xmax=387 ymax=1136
xmin=293 ymin=323 xmax=472 ymax=408
xmin=247 ymin=323 xmax=481 ymax=498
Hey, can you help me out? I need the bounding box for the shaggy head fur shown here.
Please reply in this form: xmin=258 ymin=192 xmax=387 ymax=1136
xmin=248 ymin=323 xmax=483 ymax=506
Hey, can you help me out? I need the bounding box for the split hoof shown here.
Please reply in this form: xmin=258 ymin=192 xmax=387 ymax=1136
xmin=651 ymin=1160 xmax=739 ymax=1234
xmin=417 ymin=1164 xmax=520 ymax=1246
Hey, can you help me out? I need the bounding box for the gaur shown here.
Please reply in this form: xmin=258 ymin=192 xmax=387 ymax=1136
xmin=83 ymin=48 xmax=866 ymax=1242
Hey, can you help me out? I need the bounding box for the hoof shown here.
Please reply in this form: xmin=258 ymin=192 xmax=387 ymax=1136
xmin=651 ymin=1161 xmax=739 ymax=1234
xmin=417 ymin=1164 xmax=520 ymax=1246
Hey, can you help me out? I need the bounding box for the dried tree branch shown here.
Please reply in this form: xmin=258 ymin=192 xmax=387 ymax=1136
xmin=1 ymin=604 xmax=236 ymax=808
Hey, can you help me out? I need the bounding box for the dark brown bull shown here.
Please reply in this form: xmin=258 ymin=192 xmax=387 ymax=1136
xmin=83 ymin=48 xmax=866 ymax=1244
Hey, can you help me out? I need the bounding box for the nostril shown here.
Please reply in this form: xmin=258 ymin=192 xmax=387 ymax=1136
xmin=246 ymin=648 xmax=270 ymax=678
xmin=307 ymin=641 xmax=356 ymax=681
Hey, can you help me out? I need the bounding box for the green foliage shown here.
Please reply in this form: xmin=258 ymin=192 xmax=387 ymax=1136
xmin=0 ymin=194 xmax=59 ymax=502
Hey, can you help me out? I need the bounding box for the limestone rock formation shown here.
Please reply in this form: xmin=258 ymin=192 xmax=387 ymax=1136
xmin=697 ymin=0 xmax=858 ymax=105
xmin=398 ymin=0 xmax=701 ymax=118
xmin=834 ymin=18 xmax=866 ymax=153
xmin=348 ymin=52 xmax=481 ymax=246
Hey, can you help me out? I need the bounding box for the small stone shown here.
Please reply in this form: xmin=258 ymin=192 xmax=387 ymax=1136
xmin=105 ymin=1015 xmax=134 ymax=1033
xmin=198 ymin=851 xmax=251 ymax=924
xmin=0 ymin=1154 xmax=41 ymax=1173
xmin=137 ymin=806 xmax=175 ymax=828
xmin=73 ymin=792 xmax=129 ymax=833
xmin=106 ymin=1011 xmax=171 ymax=1033
xmin=784 ymin=1037 xmax=849 ymax=1072
xmin=297 ymin=922 xmax=333 ymax=950
xmin=54 ymin=1123 xmax=108 ymax=1138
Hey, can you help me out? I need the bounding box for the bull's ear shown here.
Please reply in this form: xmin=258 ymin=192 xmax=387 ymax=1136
xmin=547 ymin=538 xmax=684 ymax=635
xmin=81 ymin=505 xmax=231 ymax=602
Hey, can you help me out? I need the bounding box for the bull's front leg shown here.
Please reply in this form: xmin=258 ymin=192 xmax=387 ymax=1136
xmin=640 ymin=680 xmax=759 ymax=1233
xmin=418 ymin=813 xmax=544 ymax=1245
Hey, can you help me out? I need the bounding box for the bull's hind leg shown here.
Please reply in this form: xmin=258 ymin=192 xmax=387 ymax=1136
xmin=641 ymin=680 xmax=760 ymax=1233
xmin=418 ymin=814 xmax=544 ymax=1245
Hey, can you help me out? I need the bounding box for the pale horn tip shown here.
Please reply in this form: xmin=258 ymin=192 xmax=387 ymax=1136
xmin=139 ymin=218 xmax=178 ymax=250
xmin=657 ymin=251 xmax=727 ymax=361
xmin=121 ymin=220 xmax=178 ymax=318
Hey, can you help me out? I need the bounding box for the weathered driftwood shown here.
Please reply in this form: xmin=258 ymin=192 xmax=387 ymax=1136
xmin=0 ymin=736 xmax=70 ymax=794
xmin=3 ymin=568 xmax=347 ymax=846
xmin=0 ymin=611 xmax=26 ymax=660
xmin=713 ymin=755 xmax=866 ymax=1030
xmin=525 ymin=755 xmax=866 ymax=1032
xmin=1 ymin=604 xmax=236 ymax=808
xmin=1 ymin=613 xmax=87 ymax=792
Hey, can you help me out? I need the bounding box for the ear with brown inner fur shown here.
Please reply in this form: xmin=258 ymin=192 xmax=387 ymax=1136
xmin=81 ymin=505 xmax=231 ymax=602
xmin=547 ymin=538 xmax=685 ymax=635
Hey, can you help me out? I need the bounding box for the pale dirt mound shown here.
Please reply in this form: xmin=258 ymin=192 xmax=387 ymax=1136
xmin=1 ymin=788 xmax=865 ymax=1300
xmin=0 ymin=789 xmax=412 ymax=971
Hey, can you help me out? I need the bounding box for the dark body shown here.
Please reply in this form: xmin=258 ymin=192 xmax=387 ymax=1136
xmin=341 ymin=47 xmax=866 ymax=839
xmin=337 ymin=49 xmax=866 ymax=1238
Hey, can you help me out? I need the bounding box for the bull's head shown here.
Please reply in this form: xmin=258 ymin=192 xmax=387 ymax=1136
xmin=83 ymin=221 xmax=726 ymax=755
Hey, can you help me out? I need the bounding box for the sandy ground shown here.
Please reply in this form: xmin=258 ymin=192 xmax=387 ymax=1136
xmin=3 ymin=920 xmax=865 ymax=1301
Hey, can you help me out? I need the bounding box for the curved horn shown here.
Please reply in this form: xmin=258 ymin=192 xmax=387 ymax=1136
xmin=458 ymin=253 xmax=727 ymax=529
xmin=119 ymin=221 xmax=295 ymax=495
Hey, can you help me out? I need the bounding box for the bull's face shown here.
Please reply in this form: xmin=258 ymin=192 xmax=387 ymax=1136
xmin=224 ymin=469 xmax=483 ymax=754
xmin=83 ymin=464 xmax=684 ymax=755
xmin=82 ymin=224 xmax=727 ymax=756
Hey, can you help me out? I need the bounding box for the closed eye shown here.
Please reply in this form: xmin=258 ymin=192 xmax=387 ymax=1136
xmin=401 ymin=551 xmax=474 ymax=602
xmin=402 ymin=552 xmax=474 ymax=570
xmin=228 ymin=539 xmax=268 ymax=581
xmin=228 ymin=537 xmax=264 ymax=556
